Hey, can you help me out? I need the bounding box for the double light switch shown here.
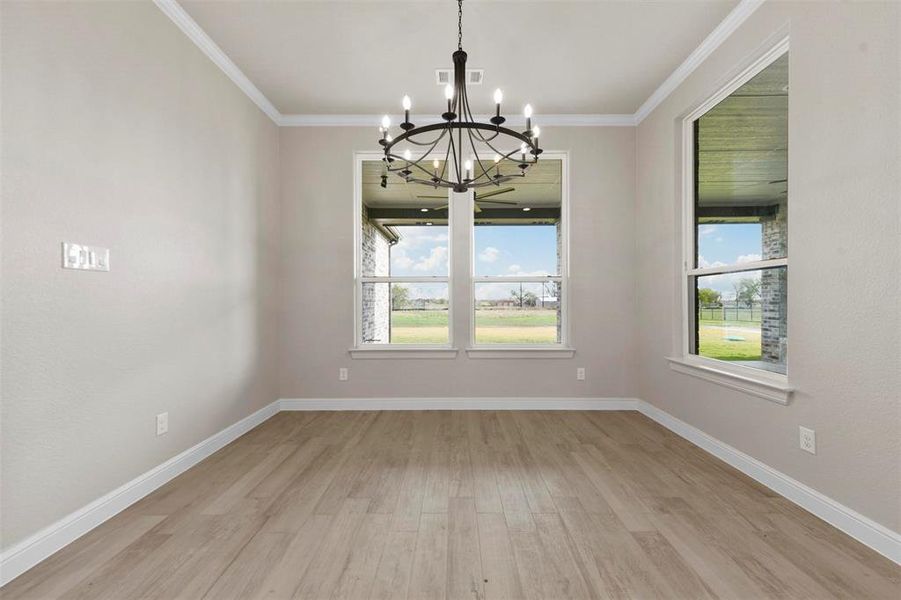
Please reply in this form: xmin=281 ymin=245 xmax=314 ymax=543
xmin=62 ymin=242 xmax=110 ymax=271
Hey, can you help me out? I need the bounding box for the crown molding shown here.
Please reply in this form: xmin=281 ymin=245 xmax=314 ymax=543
xmin=278 ymin=113 xmax=636 ymax=127
xmin=155 ymin=0 xmax=765 ymax=128
xmin=152 ymin=0 xmax=281 ymax=124
xmin=633 ymin=0 xmax=766 ymax=124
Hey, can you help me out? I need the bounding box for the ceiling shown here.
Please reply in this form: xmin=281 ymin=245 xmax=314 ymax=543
xmin=179 ymin=0 xmax=740 ymax=116
xmin=697 ymin=52 xmax=788 ymax=211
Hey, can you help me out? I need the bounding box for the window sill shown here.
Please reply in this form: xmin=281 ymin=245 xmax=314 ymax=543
xmin=466 ymin=347 xmax=575 ymax=359
xmin=349 ymin=347 xmax=458 ymax=359
xmin=666 ymin=356 xmax=793 ymax=405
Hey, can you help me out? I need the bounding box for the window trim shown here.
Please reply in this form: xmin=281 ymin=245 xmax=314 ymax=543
xmin=468 ymin=151 xmax=572 ymax=351
xmin=677 ymin=36 xmax=792 ymax=399
xmin=353 ymin=151 xmax=455 ymax=351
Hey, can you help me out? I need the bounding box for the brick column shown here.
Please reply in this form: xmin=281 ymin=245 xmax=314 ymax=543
xmin=760 ymin=198 xmax=787 ymax=363
xmin=361 ymin=206 xmax=390 ymax=343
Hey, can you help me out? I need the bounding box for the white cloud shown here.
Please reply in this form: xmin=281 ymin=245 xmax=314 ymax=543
xmin=697 ymin=255 xmax=726 ymax=269
xmin=737 ymin=253 xmax=762 ymax=264
xmin=412 ymin=246 xmax=448 ymax=272
xmin=393 ymin=254 xmax=414 ymax=269
xmin=507 ymin=264 xmax=521 ymax=274
xmin=699 ymin=225 xmax=718 ymax=237
xmin=478 ymin=246 xmax=500 ymax=263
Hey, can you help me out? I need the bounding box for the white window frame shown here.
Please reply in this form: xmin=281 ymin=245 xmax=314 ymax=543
xmin=351 ymin=151 xmax=457 ymax=358
xmin=466 ymin=151 xmax=573 ymax=357
xmin=669 ymin=36 xmax=794 ymax=403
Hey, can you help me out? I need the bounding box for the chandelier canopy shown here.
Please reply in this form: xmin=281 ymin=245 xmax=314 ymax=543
xmin=378 ymin=0 xmax=541 ymax=193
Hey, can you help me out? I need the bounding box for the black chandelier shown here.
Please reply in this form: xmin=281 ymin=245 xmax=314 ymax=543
xmin=378 ymin=0 xmax=541 ymax=193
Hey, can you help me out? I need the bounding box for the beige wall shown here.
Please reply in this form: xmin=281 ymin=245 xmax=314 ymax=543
xmin=0 ymin=2 xmax=280 ymax=549
xmin=634 ymin=1 xmax=900 ymax=531
xmin=278 ymin=127 xmax=636 ymax=399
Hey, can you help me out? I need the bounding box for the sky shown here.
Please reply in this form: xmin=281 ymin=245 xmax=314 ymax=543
xmin=386 ymin=223 xmax=769 ymax=300
xmin=388 ymin=224 xmax=558 ymax=300
xmin=697 ymin=223 xmax=765 ymax=297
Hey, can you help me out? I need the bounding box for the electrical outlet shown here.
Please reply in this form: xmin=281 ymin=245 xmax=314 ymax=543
xmin=799 ymin=426 xmax=816 ymax=454
xmin=339 ymin=367 xmax=349 ymax=381
xmin=576 ymin=367 xmax=586 ymax=381
xmin=156 ymin=412 xmax=169 ymax=436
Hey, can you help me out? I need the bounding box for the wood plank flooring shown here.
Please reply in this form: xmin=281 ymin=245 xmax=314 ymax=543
xmin=3 ymin=411 xmax=898 ymax=599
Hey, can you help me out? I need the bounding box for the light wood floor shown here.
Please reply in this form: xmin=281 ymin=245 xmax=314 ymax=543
xmin=3 ymin=411 xmax=899 ymax=599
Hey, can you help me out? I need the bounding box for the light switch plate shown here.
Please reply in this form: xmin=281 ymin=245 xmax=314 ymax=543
xmin=62 ymin=242 xmax=109 ymax=271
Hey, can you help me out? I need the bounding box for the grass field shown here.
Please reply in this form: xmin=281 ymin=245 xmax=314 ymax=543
xmin=390 ymin=309 xmax=558 ymax=344
xmin=388 ymin=311 xmax=761 ymax=357
xmin=698 ymin=319 xmax=761 ymax=361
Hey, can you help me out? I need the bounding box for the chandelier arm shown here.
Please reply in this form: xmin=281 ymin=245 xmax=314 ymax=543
xmin=386 ymin=152 xmax=445 ymax=182
xmin=402 ymin=129 xmax=448 ymax=147
xmin=448 ymin=122 xmax=461 ymax=188
xmin=406 ymin=129 xmax=448 ymax=168
xmin=441 ymin=135 xmax=452 ymax=183
xmin=461 ymin=86 xmax=502 ymax=145
xmin=385 ymin=122 xmax=532 ymax=150
xmin=465 ymin=128 xmax=498 ymax=186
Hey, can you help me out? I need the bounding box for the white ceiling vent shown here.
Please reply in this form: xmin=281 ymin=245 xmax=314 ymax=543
xmin=435 ymin=69 xmax=484 ymax=85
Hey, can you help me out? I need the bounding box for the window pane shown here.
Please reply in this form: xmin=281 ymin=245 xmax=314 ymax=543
xmin=474 ymin=281 xmax=561 ymax=344
xmin=695 ymin=52 xmax=788 ymax=268
xmin=473 ymin=159 xmax=562 ymax=277
xmin=362 ymin=282 xmax=449 ymax=344
xmin=390 ymin=225 xmax=449 ymax=277
xmin=361 ymin=160 xmax=449 ymax=277
xmin=693 ymin=266 xmax=787 ymax=373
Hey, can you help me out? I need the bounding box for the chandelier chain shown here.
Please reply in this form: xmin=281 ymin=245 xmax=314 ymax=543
xmin=457 ymin=0 xmax=463 ymax=50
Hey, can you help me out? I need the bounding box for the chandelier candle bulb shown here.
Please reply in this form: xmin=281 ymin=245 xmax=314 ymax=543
xmin=464 ymin=159 xmax=473 ymax=181
xmin=524 ymin=104 xmax=533 ymax=132
xmin=401 ymin=95 xmax=413 ymax=130
xmin=491 ymin=88 xmax=505 ymax=125
xmin=445 ymin=84 xmax=454 ymax=113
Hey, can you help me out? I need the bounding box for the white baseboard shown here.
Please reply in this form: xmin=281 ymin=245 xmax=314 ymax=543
xmin=3 ymin=396 xmax=897 ymax=587
xmin=278 ymin=397 xmax=640 ymax=411
xmin=635 ymin=400 xmax=901 ymax=565
xmin=0 ymin=400 xmax=281 ymax=587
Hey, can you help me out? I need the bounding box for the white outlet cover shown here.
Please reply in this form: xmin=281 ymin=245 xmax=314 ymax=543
xmin=339 ymin=368 xmax=349 ymax=381
xmin=576 ymin=367 xmax=586 ymax=381
xmin=156 ymin=412 xmax=169 ymax=436
xmin=799 ymin=426 xmax=816 ymax=454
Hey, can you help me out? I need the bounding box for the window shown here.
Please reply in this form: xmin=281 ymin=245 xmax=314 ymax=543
xmin=354 ymin=153 xmax=569 ymax=355
xmin=684 ymin=46 xmax=789 ymax=376
xmin=357 ymin=159 xmax=451 ymax=346
xmin=471 ymin=157 xmax=566 ymax=346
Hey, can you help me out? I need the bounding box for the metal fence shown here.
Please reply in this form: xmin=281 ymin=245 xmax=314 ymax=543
xmin=698 ymin=306 xmax=762 ymax=322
